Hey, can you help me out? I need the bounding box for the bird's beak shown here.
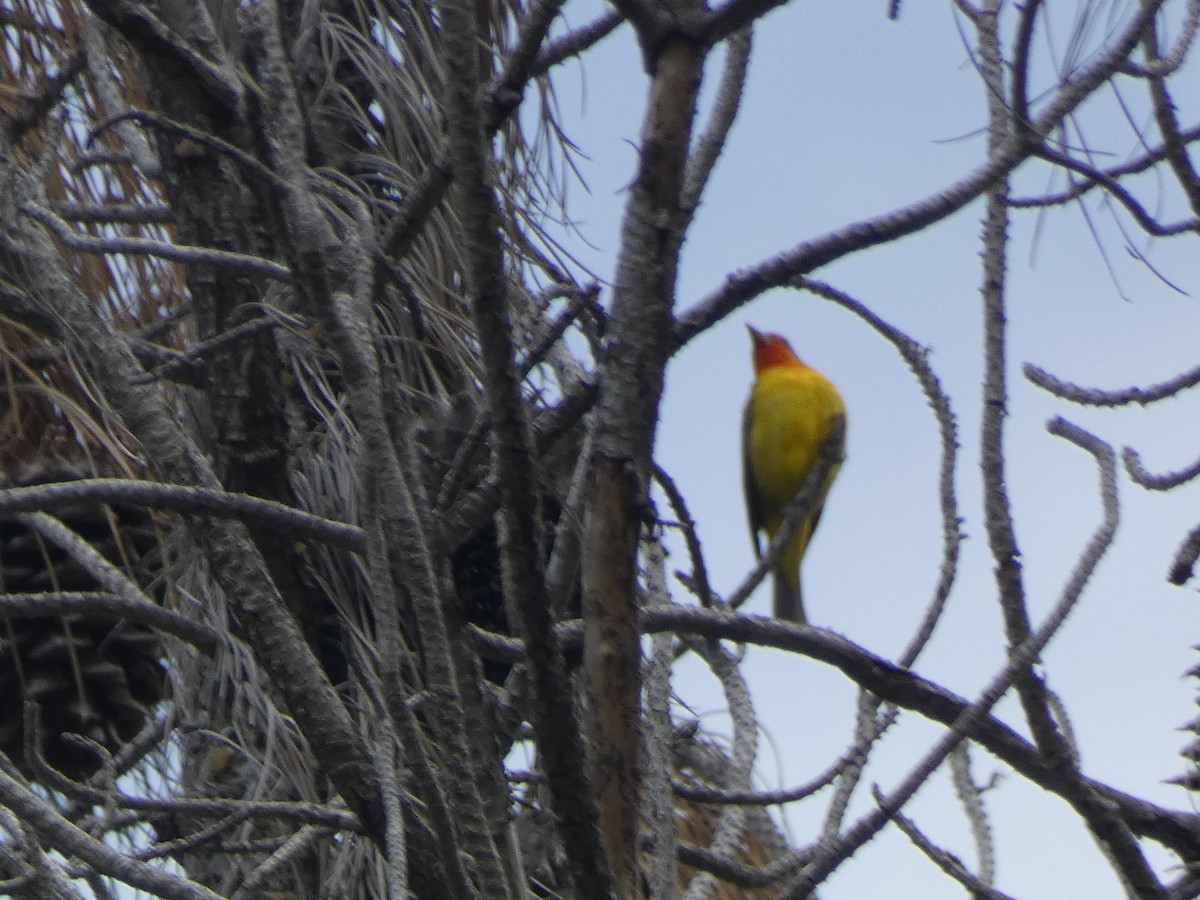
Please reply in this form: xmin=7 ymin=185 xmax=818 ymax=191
xmin=747 ymin=325 xmax=764 ymax=346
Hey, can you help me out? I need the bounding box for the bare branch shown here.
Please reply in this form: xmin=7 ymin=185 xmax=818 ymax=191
xmin=948 ymin=743 xmax=995 ymax=888
xmin=46 ymin=202 xmax=174 ymax=225
xmin=0 ymin=767 xmax=222 ymax=900
xmin=1034 ymin=145 xmax=1199 ymax=236
xmin=675 ymin=0 xmax=1169 ymax=345
xmin=642 ymin=542 xmax=679 ymax=900
xmin=489 ymin=0 xmax=570 ymax=113
xmin=1124 ymin=0 xmax=1200 ymax=78
xmin=1168 ymin=523 xmax=1200 ymax=586
xmin=889 ymin=802 xmax=1015 ymax=900
xmin=0 ymin=97 xmax=390 ymax=861
xmin=0 ymin=803 xmax=89 ymax=900
xmin=581 ymin=19 xmax=705 ymax=895
xmin=681 ymin=26 xmax=751 ymax=217
xmin=680 ymin=639 xmax=757 ymax=900
xmin=0 ymin=478 xmax=365 ymax=552
xmin=0 ymin=591 xmax=218 ymax=653
xmin=1042 ymin=418 xmax=1166 ymax=898
xmin=82 ymin=0 xmax=243 ymax=114
xmin=534 ymin=10 xmax=625 ymax=72
xmin=703 ymin=0 xmax=788 ymax=46
xmin=641 ymin=606 xmax=1200 ymax=863
xmin=654 ymin=463 xmax=715 ymax=607
xmin=799 ymin=279 xmax=962 ymax=668
xmin=975 ymin=0 xmax=1066 ymax=770
xmin=1124 ymin=446 xmax=1200 ymax=491
xmin=5 ymin=0 xmax=1197 ymax=894
xmin=1025 ymin=360 xmax=1200 ymax=405
xmin=439 ymin=0 xmax=606 ymax=893
xmin=670 ymin=836 xmax=809 ymax=889
xmin=21 ymin=202 xmax=291 ymax=280
xmin=1142 ymin=17 xmax=1200 ymax=215
xmin=6 ymin=48 xmax=84 ymax=139
xmin=229 ymin=826 xmax=331 ymax=900
xmin=87 ymin=110 xmax=288 ymax=191
xmin=1010 ymin=119 xmax=1200 ymax=209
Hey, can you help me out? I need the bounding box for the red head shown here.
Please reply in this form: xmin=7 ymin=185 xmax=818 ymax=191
xmin=747 ymin=326 xmax=803 ymax=374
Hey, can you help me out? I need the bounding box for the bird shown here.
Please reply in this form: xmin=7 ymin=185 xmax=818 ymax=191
xmin=742 ymin=326 xmax=846 ymax=624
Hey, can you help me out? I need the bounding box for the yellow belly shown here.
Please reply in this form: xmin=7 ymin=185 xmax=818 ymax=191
xmin=746 ymin=366 xmax=844 ymax=523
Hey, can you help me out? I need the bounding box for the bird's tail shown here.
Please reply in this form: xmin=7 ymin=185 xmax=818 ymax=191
xmin=773 ymin=569 xmax=807 ymax=625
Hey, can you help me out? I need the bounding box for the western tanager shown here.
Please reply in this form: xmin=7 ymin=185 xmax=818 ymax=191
xmin=742 ymin=326 xmax=845 ymax=624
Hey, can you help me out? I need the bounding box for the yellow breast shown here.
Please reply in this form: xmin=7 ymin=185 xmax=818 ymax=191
xmin=745 ymin=365 xmax=845 ymax=527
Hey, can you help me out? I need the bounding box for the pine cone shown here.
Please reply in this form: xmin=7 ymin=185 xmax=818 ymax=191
xmin=0 ymin=466 xmax=168 ymax=780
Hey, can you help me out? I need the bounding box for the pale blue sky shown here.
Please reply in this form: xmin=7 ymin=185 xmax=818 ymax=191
xmin=548 ymin=1 xmax=1200 ymax=896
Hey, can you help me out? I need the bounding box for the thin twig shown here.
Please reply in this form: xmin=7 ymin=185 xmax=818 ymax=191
xmin=948 ymin=743 xmax=995 ymax=887
xmin=642 ymin=541 xmax=679 ymax=900
xmin=533 ymin=9 xmax=625 ymax=73
xmin=889 ymin=800 xmax=1014 ymax=900
xmin=21 ymin=203 xmax=291 ymax=280
xmin=0 ymin=767 xmax=222 ymax=900
xmin=681 ymin=638 xmax=757 ymax=900
xmin=681 ymin=26 xmax=751 ymax=217
xmin=0 ymin=591 xmax=218 ymax=654
xmin=653 ymin=463 xmax=715 ymax=607
xmin=674 ymin=0 xmax=1169 ymax=346
xmin=1034 ymin=145 xmax=1199 ymax=236
xmin=0 ymin=479 xmax=364 ymax=552
xmin=1124 ymin=446 xmax=1200 ymax=492
xmin=640 ymin=605 xmax=1200 ymax=864
xmin=1025 ymin=360 xmax=1200 ymax=406
xmin=799 ymin=278 xmax=962 ymax=668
